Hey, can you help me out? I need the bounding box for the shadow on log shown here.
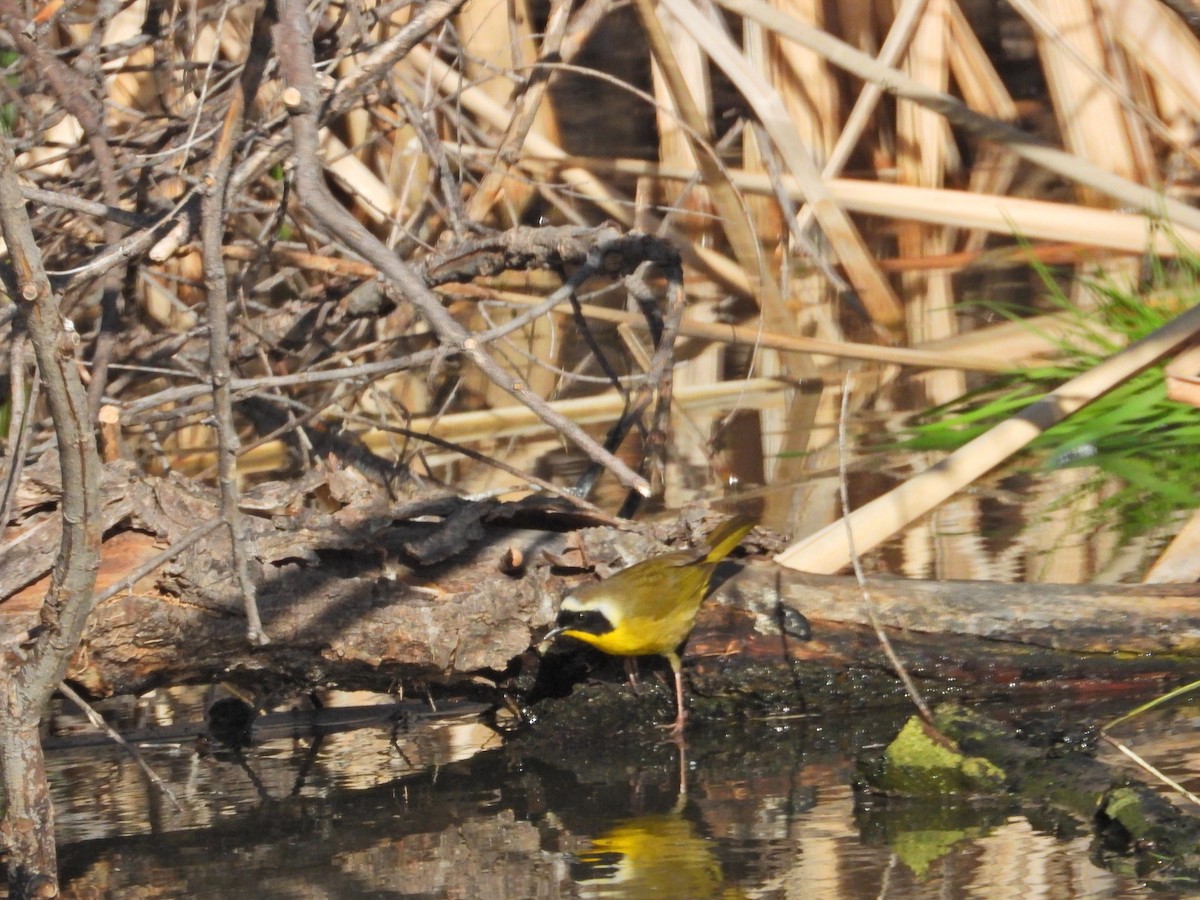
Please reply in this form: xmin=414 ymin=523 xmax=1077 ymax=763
xmin=4 ymin=462 xmax=1200 ymax=711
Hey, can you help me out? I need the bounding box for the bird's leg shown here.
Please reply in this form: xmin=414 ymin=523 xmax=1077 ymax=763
xmin=674 ymin=731 xmax=688 ymax=795
xmin=657 ymin=652 xmax=687 ymax=738
xmin=670 ymin=666 xmax=687 ymax=736
xmin=624 ymin=657 xmax=643 ymax=695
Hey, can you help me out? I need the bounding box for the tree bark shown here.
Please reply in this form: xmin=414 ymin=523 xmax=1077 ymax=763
xmin=4 ymin=472 xmax=1199 ymax=707
xmin=0 ymin=95 xmax=103 ymax=900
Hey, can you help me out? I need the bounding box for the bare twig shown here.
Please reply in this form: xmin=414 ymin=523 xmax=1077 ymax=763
xmin=0 ymin=0 xmax=130 ymax=416
xmin=0 ymin=329 xmax=36 ymax=539
xmin=325 ymin=0 xmax=468 ymax=121
xmin=56 ymin=682 xmax=182 ymax=809
xmin=20 ymin=186 xmax=156 ymax=229
xmin=836 ymin=373 xmax=931 ymax=723
xmin=261 ymin=392 xmax=621 ymax=519
xmin=200 ymin=1 xmax=272 ymax=645
xmin=272 ymin=0 xmax=654 ymax=497
xmin=57 ymin=194 xmax=196 ymax=288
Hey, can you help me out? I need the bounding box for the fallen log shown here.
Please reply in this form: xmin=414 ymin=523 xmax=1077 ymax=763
xmin=4 ymin=467 xmax=1199 ymax=707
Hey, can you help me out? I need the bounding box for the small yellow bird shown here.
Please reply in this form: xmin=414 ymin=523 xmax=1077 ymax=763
xmin=543 ymin=516 xmax=756 ymax=734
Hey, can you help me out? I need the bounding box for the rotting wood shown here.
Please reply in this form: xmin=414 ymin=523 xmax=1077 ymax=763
xmin=4 ymin=482 xmax=1200 ymax=705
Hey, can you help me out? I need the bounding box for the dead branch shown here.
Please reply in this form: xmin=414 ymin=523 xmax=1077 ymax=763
xmin=0 ymin=122 xmax=103 ymax=898
xmin=272 ymin=0 xmax=655 ymax=498
xmin=200 ymin=2 xmax=272 ymax=645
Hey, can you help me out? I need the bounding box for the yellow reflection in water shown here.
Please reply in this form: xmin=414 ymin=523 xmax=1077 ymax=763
xmin=572 ymin=803 xmax=744 ymax=899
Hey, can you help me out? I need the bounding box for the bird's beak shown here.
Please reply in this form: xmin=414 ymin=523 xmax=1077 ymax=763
xmin=537 ymin=625 xmax=566 ymax=654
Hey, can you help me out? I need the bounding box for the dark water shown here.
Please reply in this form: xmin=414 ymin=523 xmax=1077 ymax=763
xmin=21 ymin=688 xmax=1157 ymax=898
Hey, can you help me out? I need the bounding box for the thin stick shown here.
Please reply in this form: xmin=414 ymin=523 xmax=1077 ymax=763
xmin=56 ymin=682 xmax=182 ymax=809
xmin=19 ymin=186 xmax=155 ymax=229
xmin=258 ymin=392 xmax=621 ymax=520
xmin=1101 ymin=734 xmax=1200 ymax=809
xmin=0 ymin=332 xmax=36 ymax=539
xmin=93 ymin=517 xmax=224 ymax=605
xmin=200 ymin=3 xmax=271 ymax=645
xmin=222 ymin=241 xmax=1013 ymax=371
xmin=0 ymin=101 xmax=104 ymax=896
xmin=837 ymin=374 xmax=932 ymax=722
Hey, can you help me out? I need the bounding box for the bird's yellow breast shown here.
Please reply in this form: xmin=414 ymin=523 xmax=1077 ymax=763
xmin=561 ymin=602 xmax=697 ymax=658
xmin=553 ymin=516 xmax=755 ymax=661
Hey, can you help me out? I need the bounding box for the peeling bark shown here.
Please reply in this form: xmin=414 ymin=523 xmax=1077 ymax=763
xmin=4 ymin=469 xmax=1200 ymax=708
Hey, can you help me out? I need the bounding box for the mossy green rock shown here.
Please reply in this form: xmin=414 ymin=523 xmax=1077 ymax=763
xmin=869 ymin=715 xmax=1006 ymax=797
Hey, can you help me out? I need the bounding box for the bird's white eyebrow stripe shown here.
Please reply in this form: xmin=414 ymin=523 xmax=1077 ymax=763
xmin=559 ymin=594 xmax=625 ymax=628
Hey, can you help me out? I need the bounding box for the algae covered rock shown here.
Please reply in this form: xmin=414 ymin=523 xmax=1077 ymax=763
xmin=861 ymin=712 xmax=1006 ymax=798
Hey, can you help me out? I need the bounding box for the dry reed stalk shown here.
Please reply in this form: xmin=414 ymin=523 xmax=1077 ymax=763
xmin=739 ymin=19 xmax=777 ymax=237
xmin=792 ymin=0 xmax=930 ymax=245
xmin=455 ymin=0 xmax=561 ymax=429
xmin=917 ymin=310 xmax=1121 ymax=362
xmin=406 ymin=45 xmax=625 ymax=217
xmin=945 ymin=0 xmax=1019 ymax=254
xmin=754 ymin=0 xmax=840 ymax=377
xmin=657 ymin=0 xmax=905 ymax=330
xmin=390 ymin=376 xmax=789 ymax=442
xmin=633 ymin=0 xmax=793 ymax=347
xmin=894 ymin=0 xmax=962 ymax=403
xmin=768 ymin=0 xmax=839 ymax=156
xmin=1010 ymin=0 xmax=1200 ymax=171
xmin=775 ymin=300 xmax=1200 ymax=574
xmin=716 ymin=0 xmax=1200 ymax=235
xmin=896 ymin=0 xmax=954 ymax=193
xmin=648 ymin=5 xmax=712 ymax=218
xmin=1097 ymin=0 xmax=1200 ymax=124
xmin=465 ymin=0 xmax=570 ymax=224
xmin=1017 ymin=0 xmax=1154 ymax=202
xmin=456 ymin=0 xmax=522 ymax=106
xmin=501 ymin=151 xmax=1200 ymax=255
xmin=319 ymin=130 xmax=402 ymax=224
xmin=474 ymin=285 xmax=1014 ymax=369
xmin=826 ymin=179 xmax=1200 ymax=252
xmin=769 ymin=0 xmax=920 ymax=398
xmin=209 ymin=377 xmax=792 ymax=476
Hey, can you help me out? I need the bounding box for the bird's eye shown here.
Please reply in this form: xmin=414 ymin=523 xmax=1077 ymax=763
xmin=555 ymin=607 xmax=613 ymax=635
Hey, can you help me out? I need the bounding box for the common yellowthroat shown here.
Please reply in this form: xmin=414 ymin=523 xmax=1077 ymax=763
xmin=572 ymin=808 xmax=732 ymax=898
xmin=543 ymin=516 xmax=756 ymax=734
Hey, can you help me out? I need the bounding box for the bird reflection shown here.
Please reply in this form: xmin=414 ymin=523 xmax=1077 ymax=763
xmin=570 ymin=800 xmax=743 ymax=899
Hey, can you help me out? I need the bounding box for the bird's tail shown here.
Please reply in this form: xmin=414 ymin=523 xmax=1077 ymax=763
xmin=701 ymin=516 xmax=756 ymax=564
